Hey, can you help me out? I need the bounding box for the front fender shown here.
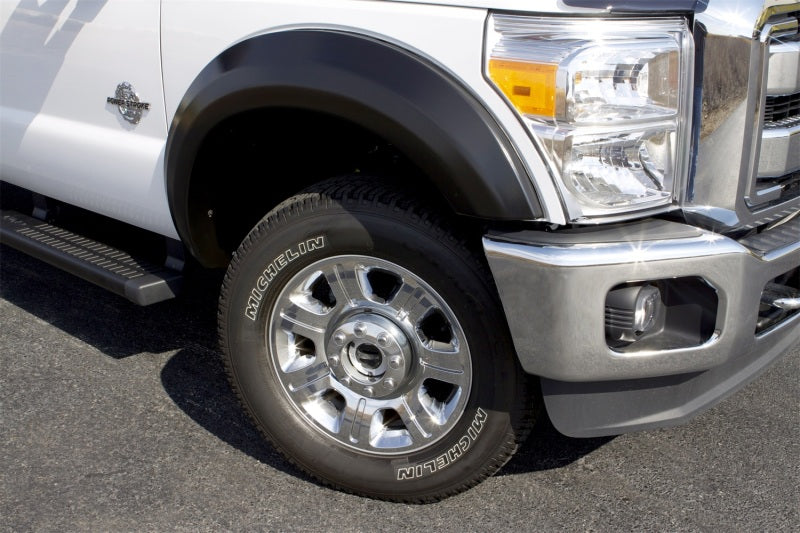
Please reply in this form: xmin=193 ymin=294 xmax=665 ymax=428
xmin=165 ymin=29 xmax=541 ymax=265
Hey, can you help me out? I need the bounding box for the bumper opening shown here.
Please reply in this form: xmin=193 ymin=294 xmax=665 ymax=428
xmin=606 ymin=277 xmax=718 ymax=352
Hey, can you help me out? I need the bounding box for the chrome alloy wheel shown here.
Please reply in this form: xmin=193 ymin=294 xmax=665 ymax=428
xmin=268 ymin=255 xmax=472 ymax=455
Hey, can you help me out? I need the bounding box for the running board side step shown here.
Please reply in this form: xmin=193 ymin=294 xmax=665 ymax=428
xmin=1 ymin=210 xmax=182 ymax=305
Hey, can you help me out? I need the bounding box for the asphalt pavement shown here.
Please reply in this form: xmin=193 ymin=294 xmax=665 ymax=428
xmin=2 ymin=244 xmax=798 ymax=532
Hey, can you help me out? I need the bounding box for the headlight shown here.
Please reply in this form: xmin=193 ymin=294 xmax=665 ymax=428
xmin=486 ymin=15 xmax=693 ymax=219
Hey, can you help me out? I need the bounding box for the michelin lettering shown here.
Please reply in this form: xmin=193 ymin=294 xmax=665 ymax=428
xmin=395 ymin=408 xmax=487 ymax=481
xmin=244 ymin=236 xmax=325 ymax=320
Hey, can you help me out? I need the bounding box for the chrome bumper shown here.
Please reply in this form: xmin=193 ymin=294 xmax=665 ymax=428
xmin=483 ymin=218 xmax=800 ymax=382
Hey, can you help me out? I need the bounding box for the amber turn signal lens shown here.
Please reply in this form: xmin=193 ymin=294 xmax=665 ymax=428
xmin=488 ymin=59 xmax=558 ymax=117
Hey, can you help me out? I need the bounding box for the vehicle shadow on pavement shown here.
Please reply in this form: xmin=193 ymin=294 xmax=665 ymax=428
xmin=498 ymin=417 xmax=613 ymax=476
xmin=1 ymin=244 xmax=610 ymax=479
xmin=159 ymin=339 xmax=613 ymax=480
xmin=0 ymin=245 xmax=312 ymax=480
xmin=159 ymin=341 xmax=613 ymax=479
xmin=0 ymin=245 xmax=220 ymax=359
xmin=159 ymin=346 xmax=315 ymax=480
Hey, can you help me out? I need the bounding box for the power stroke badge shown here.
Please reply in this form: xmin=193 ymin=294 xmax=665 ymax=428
xmin=107 ymin=82 xmax=150 ymax=124
xmin=394 ymin=408 xmax=487 ymax=481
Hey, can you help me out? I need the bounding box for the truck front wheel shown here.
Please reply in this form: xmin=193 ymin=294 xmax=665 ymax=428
xmin=218 ymin=176 xmax=533 ymax=501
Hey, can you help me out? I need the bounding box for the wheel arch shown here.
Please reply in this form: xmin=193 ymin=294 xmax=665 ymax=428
xmin=165 ymin=29 xmax=542 ymax=267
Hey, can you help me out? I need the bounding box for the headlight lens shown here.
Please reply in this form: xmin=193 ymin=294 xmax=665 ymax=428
xmin=486 ymin=15 xmax=693 ymax=219
xmin=560 ymin=126 xmax=677 ymax=209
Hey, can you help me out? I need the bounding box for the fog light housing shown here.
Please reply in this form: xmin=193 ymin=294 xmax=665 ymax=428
xmin=605 ymin=284 xmax=663 ymax=342
xmin=605 ymin=278 xmax=718 ymax=352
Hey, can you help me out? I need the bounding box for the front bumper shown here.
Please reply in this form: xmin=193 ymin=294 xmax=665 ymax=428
xmin=483 ymin=217 xmax=799 ymax=436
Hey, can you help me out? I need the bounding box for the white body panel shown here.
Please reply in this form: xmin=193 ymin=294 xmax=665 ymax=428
xmin=384 ymin=0 xmax=600 ymax=12
xmin=160 ymin=0 xmax=565 ymax=223
xmin=0 ymin=0 xmax=568 ymax=236
xmin=0 ymin=0 xmax=176 ymax=237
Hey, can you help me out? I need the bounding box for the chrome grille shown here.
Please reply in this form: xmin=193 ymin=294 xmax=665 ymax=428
xmin=754 ymin=8 xmax=800 ymax=206
xmin=689 ymin=1 xmax=800 ymax=232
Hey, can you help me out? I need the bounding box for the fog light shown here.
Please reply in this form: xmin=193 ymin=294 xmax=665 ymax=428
xmin=605 ymin=284 xmax=663 ymax=342
xmin=634 ymin=285 xmax=661 ymax=333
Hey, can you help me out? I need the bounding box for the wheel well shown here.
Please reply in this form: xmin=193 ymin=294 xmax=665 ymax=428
xmin=188 ymin=108 xmax=472 ymax=264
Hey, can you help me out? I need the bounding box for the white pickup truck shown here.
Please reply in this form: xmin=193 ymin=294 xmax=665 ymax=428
xmin=1 ymin=0 xmax=798 ymax=501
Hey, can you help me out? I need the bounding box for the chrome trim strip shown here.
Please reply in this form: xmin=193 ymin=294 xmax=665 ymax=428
xmin=754 ymin=1 xmax=800 ymax=37
xmin=484 ymin=232 xmax=748 ymax=268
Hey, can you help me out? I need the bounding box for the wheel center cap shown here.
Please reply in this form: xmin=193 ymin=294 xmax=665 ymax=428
xmin=326 ymin=313 xmax=412 ymax=397
xmin=349 ymin=343 xmax=384 ymax=376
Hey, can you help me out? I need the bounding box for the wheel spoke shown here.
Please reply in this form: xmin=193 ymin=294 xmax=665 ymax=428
xmin=396 ymin=394 xmax=439 ymax=442
xmin=418 ymin=347 xmax=465 ymax=383
xmin=276 ymin=305 xmax=328 ymax=346
xmin=392 ymin=281 xmax=436 ymax=326
xmin=283 ymin=361 xmax=331 ymax=396
xmin=338 ymin=397 xmax=373 ymax=445
xmin=326 ymin=263 xmax=368 ymax=306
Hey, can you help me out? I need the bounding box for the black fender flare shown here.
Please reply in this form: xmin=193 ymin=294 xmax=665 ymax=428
xmin=165 ymin=29 xmax=541 ymax=265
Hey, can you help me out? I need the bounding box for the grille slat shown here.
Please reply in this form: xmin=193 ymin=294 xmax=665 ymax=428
xmin=764 ymin=92 xmax=800 ymax=127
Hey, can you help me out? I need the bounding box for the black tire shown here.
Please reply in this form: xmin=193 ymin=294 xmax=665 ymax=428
xmin=218 ymin=176 xmax=534 ymax=502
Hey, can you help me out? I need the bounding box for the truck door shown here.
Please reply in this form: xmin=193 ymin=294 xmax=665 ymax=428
xmin=0 ymin=0 xmax=177 ymax=238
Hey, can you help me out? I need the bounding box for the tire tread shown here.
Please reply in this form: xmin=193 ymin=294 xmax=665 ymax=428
xmin=218 ymin=175 xmax=537 ymax=503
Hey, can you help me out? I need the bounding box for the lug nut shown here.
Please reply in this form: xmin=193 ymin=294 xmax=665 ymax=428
xmin=377 ymin=332 xmax=390 ymax=347
xmin=364 ymin=386 xmax=374 ymax=397
xmin=388 ymin=355 xmax=403 ymax=369
xmin=353 ymin=322 xmax=366 ymax=338
xmin=328 ymin=355 xmax=340 ymax=368
xmin=341 ymin=376 xmax=351 ymax=386
xmin=333 ymin=332 xmax=346 ymax=346
xmin=383 ymin=378 xmax=396 ymax=391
